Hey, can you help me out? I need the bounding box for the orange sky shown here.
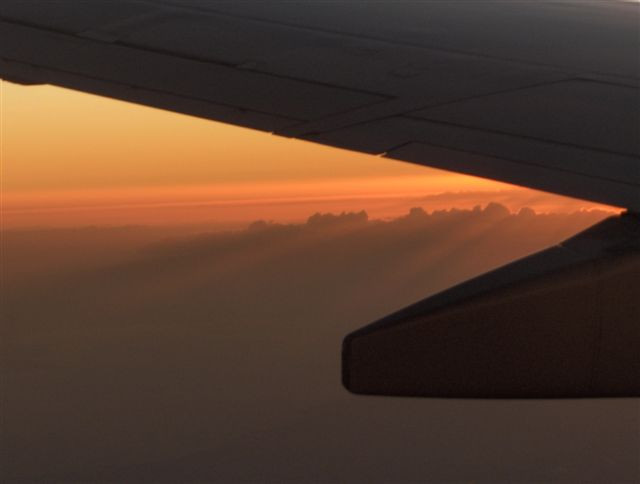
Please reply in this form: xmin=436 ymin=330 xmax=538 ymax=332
xmin=0 ymin=81 xmax=616 ymax=229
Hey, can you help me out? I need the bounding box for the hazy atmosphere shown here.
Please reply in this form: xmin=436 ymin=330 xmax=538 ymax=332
xmin=3 ymin=204 xmax=638 ymax=482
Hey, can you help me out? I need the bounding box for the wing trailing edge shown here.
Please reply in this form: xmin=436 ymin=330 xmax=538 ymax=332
xmin=1 ymin=1 xmax=638 ymax=209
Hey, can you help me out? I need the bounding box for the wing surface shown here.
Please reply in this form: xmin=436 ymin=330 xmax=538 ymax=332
xmin=1 ymin=1 xmax=638 ymax=208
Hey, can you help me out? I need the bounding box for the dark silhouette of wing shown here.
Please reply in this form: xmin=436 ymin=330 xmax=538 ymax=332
xmin=344 ymin=213 xmax=640 ymax=398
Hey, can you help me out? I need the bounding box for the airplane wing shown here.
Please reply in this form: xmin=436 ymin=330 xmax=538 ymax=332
xmin=1 ymin=0 xmax=638 ymax=210
xmin=2 ymin=1 xmax=638 ymax=398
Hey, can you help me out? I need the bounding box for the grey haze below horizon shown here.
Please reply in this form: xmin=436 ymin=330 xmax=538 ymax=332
xmin=2 ymin=204 xmax=638 ymax=482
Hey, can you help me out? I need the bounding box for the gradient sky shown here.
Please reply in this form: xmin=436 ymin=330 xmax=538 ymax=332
xmin=2 ymin=67 xmax=633 ymax=484
xmin=1 ymin=81 xmax=615 ymax=228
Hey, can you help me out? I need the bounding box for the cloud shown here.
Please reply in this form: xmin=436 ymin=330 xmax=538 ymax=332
xmin=3 ymin=204 xmax=635 ymax=482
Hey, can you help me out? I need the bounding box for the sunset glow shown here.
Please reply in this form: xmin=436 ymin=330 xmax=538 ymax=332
xmin=1 ymin=82 xmax=616 ymax=229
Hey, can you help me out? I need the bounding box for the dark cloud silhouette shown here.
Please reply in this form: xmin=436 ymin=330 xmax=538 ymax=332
xmin=2 ymin=205 xmax=636 ymax=482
